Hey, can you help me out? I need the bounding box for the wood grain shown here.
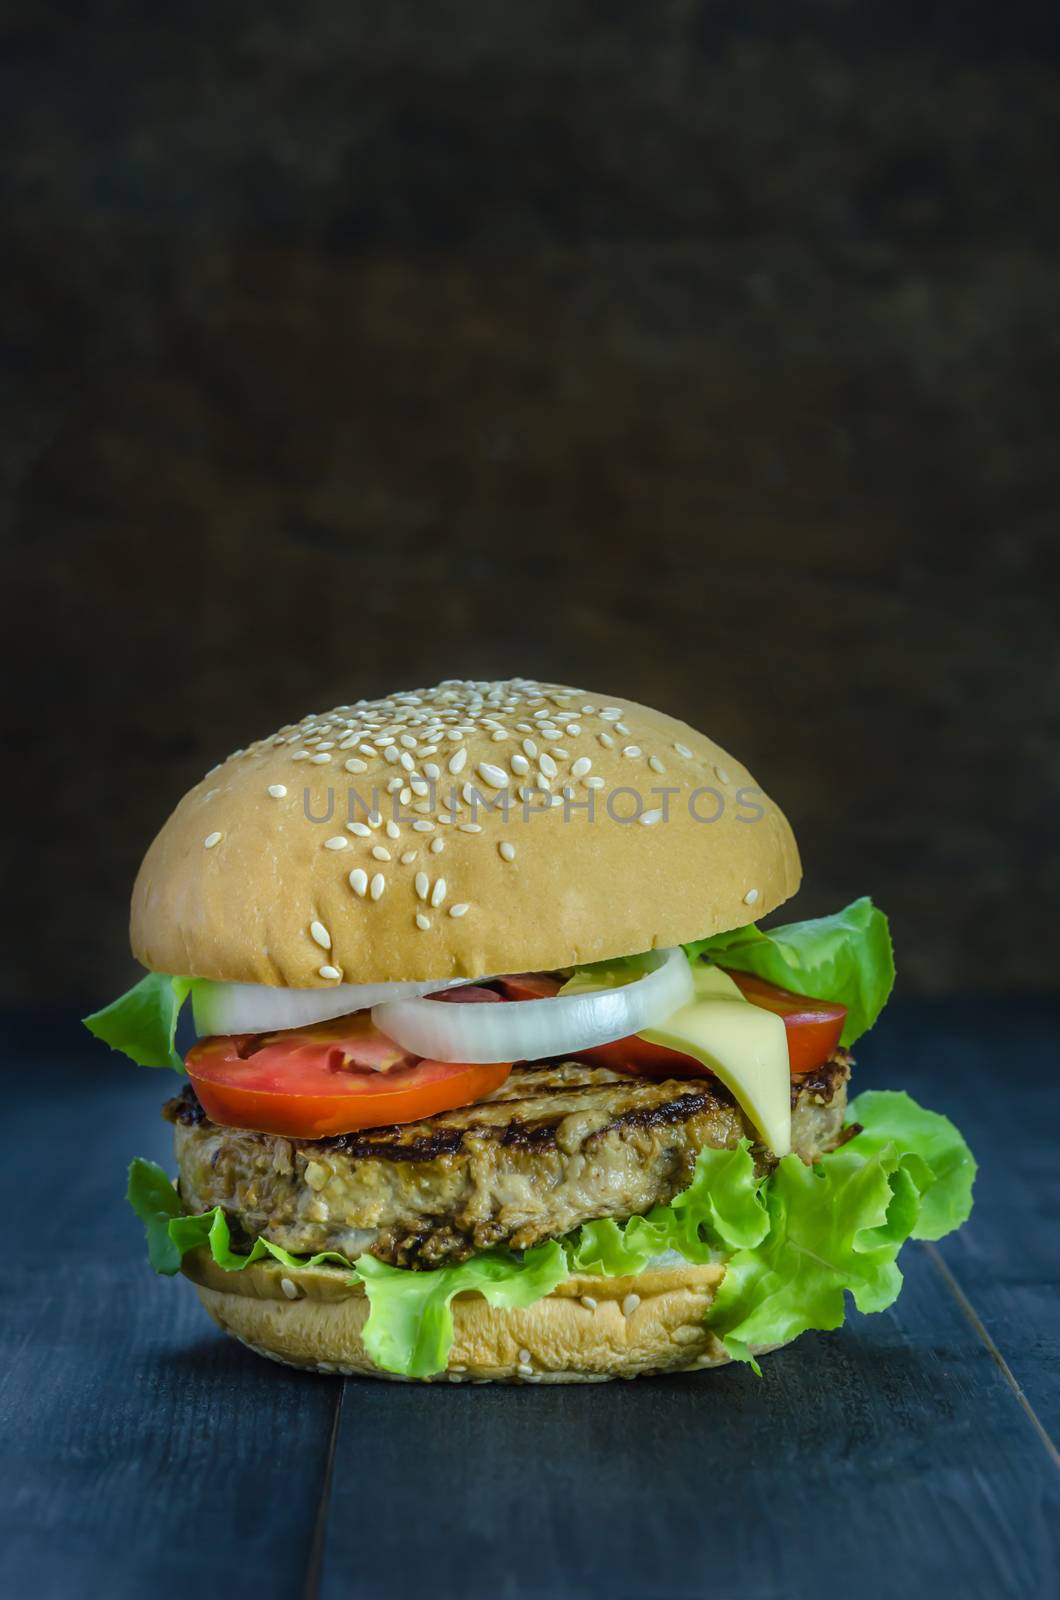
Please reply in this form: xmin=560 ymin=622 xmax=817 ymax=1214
xmin=0 ymin=1021 xmax=340 ymax=1600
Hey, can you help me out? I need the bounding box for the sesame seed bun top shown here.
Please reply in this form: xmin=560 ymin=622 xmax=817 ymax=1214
xmin=130 ymin=678 xmax=801 ymax=986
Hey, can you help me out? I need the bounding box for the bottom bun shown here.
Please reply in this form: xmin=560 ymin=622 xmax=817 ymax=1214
xmin=182 ymin=1250 xmax=784 ymax=1383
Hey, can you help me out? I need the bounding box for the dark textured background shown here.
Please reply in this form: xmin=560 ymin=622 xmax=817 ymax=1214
xmin=3 ymin=2 xmax=1059 ymax=1003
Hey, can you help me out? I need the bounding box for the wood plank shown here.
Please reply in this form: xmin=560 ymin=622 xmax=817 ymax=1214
xmin=855 ymin=997 xmax=1060 ymax=1439
xmin=0 ymin=1021 xmax=339 ymax=1600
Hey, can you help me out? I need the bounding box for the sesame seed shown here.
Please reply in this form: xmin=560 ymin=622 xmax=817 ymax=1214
xmin=415 ymin=913 xmax=431 ymax=931
xmin=349 ymin=868 xmax=368 ymax=896
xmin=648 ymin=755 xmax=666 ymax=774
xmin=372 ymin=845 xmax=391 ymax=861
xmin=400 ymin=734 xmax=417 ymax=748
xmin=430 ymin=877 xmax=447 ymax=908
xmin=309 ymin=752 xmax=331 ymax=765
xmin=399 ymin=751 xmax=415 ymax=772
xmin=348 ymin=821 xmax=371 ymax=838
xmin=267 ymin=784 xmax=288 ymax=798
xmin=639 ymin=809 xmax=664 ymax=826
xmin=586 ymin=776 xmax=605 ymax=789
xmin=743 ymin=888 xmax=760 ymax=905
xmin=522 ymin=738 xmax=538 ymax=758
xmin=410 ymin=779 xmax=429 ymax=797
xmin=477 ymin=762 xmax=509 ymax=789
xmin=384 ymin=746 xmax=401 ymax=763
xmin=715 ymin=766 xmax=731 ymax=783
xmin=400 ymin=851 xmax=418 ymax=866
xmin=203 ymin=831 xmax=222 ymax=849
xmin=449 ymin=903 xmax=470 ymax=918
xmin=359 ymin=745 xmax=377 ymax=757
xmin=499 ymin=841 xmax=516 ymax=862
xmin=291 ymin=751 xmax=310 ymax=761
xmin=570 ymin=756 xmax=592 ymax=780
xmin=539 ymin=752 xmax=558 ymax=779
xmin=431 ymin=837 xmax=445 ymax=854
xmin=415 ymin=872 xmax=429 ymax=901
xmin=424 ymin=763 xmax=440 ymax=781
xmin=370 ymin=873 xmax=385 ymax=900
xmin=600 ymin=707 xmax=624 ymax=721
xmin=622 ymin=1293 xmax=641 ymax=1317
xmin=386 ymin=777 xmax=404 ymax=793
xmin=491 ymin=729 xmax=509 ymax=741
xmin=598 ymin=732 xmax=614 ymax=749
xmin=580 ymin=1295 xmax=598 ymax=1311
xmin=518 ymin=1348 xmax=531 ymax=1364
xmin=318 ymin=964 xmax=341 ymax=981
xmin=386 ymin=819 xmax=401 ymax=840
xmin=674 ymin=743 xmax=693 ymax=759
xmin=622 ymin=745 xmax=642 ymax=758
xmin=344 ymin=758 xmax=368 ymax=774
xmin=324 ymin=836 xmax=349 ymax=850
xmin=510 ymin=753 xmax=530 ymax=775
xmin=412 ymin=820 xmax=435 ymax=833
xmin=458 ymin=822 xmax=482 ymax=833
xmin=615 ymin=722 xmax=631 ymax=735
xmin=310 ymin=920 xmax=331 ymax=949
xmin=517 ymin=1364 xmax=534 ymax=1378
xmin=280 ymin=1277 xmax=299 ymax=1300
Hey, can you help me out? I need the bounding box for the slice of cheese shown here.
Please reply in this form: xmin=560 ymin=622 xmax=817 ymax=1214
xmin=640 ymin=965 xmax=792 ymax=1156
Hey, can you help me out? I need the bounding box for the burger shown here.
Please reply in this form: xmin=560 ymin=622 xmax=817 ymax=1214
xmin=86 ymin=678 xmax=975 ymax=1383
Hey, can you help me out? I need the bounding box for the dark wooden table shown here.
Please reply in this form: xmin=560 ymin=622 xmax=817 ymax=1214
xmin=3 ymin=1000 xmax=1057 ymax=1600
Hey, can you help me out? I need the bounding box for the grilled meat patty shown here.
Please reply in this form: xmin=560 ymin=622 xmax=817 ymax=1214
xmin=168 ymin=1053 xmax=852 ymax=1268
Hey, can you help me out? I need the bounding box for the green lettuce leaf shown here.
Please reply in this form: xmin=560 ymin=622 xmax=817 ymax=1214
xmin=562 ymin=1088 xmax=974 ymax=1369
xmin=705 ymin=1143 xmax=916 ymax=1366
xmin=127 ymin=1090 xmax=973 ymax=1379
xmin=685 ymin=896 xmax=895 ymax=1044
xmin=846 ymin=1089 xmax=977 ymax=1241
xmin=355 ymin=1246 xmax=570 ymax=1379
xmin=126 ymin=1160 xmax=567 ymax=1379
xmin=127 ymin=1160 xmax=356 ymax=1275
xmin=85 ymin=973 xmax=193 ymax=1071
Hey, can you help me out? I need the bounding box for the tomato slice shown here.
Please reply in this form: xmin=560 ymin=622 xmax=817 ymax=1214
xmin=575 ymin=1034 xmax=709 ymax=1077
xmin=723 ymin=971 xmax=847 ymax=1074
xmin=494 ymin=973 xmax=564 ymax=1001
xmin=185 ymin=1012 xmax=512 ymax=1138
xmin=430 ymin=985 xmax=507 ymax=1004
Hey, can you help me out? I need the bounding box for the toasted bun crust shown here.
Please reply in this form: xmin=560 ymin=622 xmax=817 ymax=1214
xmin=182 ymin=1254 xmax=783 ymax=1382
xmin=132 ymin=679 xmax=799 ymax=985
